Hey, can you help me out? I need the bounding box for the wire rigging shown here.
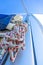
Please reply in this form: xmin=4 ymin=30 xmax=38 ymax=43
xmin=21 ymin=0 xmax=37 ymax=65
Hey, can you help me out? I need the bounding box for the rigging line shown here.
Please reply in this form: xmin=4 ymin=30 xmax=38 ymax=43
xmin=21 ymin=0 xmax=28 ymax=14
xmin=21 ymin=0 xmax=37 ymax=65
xmin=30 ymin=22 xmax=37 ymax=65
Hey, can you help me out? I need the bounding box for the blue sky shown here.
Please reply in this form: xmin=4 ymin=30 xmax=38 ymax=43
xmin=0 ymin=0 xmax=43 ymax=14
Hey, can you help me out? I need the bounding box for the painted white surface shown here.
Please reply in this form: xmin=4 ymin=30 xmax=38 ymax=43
xmin=33 ymin=14 xmax=43 ymax=26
